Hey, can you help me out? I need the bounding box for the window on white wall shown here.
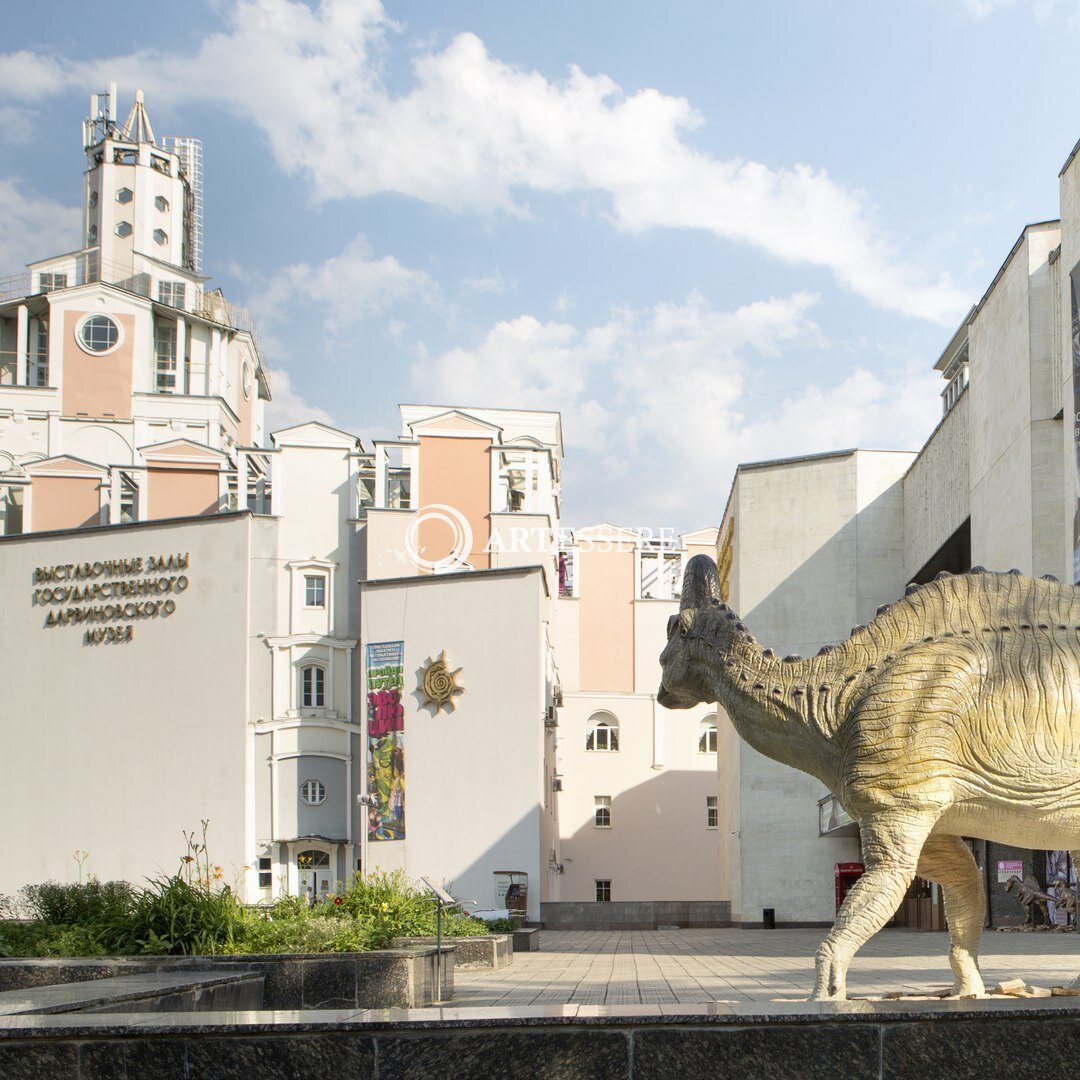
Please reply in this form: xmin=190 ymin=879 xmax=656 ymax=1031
xmin=699 ymin=716 xmax=718 ymax=754
xmin=595 ymin=880 xmax=611 ymax=903
xmin=706 ymin=796 xmax=718 ymax=829
xmin=305 ymin=575 xmax=326 ymax=608
xmin=154 ymin=321 xmax=177 ymax=392
xmin=585 ymin=713 xmax=619 ymax=752
xmin=594 ymin=796 xmax=612 ymax=828
xmin=301 ymin=665 xmax=325 ymax=708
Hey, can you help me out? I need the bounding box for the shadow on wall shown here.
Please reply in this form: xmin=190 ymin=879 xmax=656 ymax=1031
xmin=737 ymin=483 xmax=909 ymax=657
xmin=367 ymin=804 xmax=544 ymax=920
xmin=557 ymin=768 xmax=719 ymax=907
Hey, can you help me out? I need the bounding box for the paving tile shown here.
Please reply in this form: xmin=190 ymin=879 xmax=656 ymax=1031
xmin=453 ymin=927 xmax=1080 ymax=1008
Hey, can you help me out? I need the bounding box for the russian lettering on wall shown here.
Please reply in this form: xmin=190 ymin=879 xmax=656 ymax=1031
xmin=29 ymin=553 xmax=192 ymax=646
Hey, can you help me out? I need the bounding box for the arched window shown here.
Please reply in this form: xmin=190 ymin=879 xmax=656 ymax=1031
xmin=699 ymin=715 xmax=718 ymax=754
xmin=585 ymin=712 xmax=619 ymax=752
xmin=301 ymin=664 xmax=325 ymax=708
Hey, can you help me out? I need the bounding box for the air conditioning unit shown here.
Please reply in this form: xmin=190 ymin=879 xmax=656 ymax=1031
xmin=545 ymin=705 xmax=557 ymax=725
xmin=553 ymin=688 xmax=564 ymax=708
xmin=552 ymin=776 xmax=563 ymax=792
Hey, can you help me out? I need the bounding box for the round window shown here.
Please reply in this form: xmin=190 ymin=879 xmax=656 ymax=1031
xmin=77 ymin=314 xmax=121 ymax=355
xmin=242 ymin=360 xmax=253 ymax=400
xmin=299 ymin=779 xmax=326 ymax=806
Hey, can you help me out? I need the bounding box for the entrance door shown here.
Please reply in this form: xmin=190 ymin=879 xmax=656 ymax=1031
xmin=297 ymin=849 xmax=332 ymax=902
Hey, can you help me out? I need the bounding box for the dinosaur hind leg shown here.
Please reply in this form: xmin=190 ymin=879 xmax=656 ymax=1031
xmin=916 ymin=833 xmax=985 ymax=996
xmin=812 ymin=812 xmax=934 ymax=1001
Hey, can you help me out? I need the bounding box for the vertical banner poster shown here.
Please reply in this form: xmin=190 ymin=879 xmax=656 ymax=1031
xmin=366 ymin=641 xmax=405 ymax=841
xmin=1072 ymin=268 xmax=1080 ymax=583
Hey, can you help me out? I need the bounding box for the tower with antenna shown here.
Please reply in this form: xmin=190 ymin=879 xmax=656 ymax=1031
xmin=81 ymin=86 xmax=201 ymax=278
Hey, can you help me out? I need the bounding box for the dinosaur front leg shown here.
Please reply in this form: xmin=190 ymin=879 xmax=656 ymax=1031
xmin=916 ymin=834 xmax=985 ymax=996
xmin=812 ymin=812 xmax=933 ymax=1001
xmin=1067 ymin=848 xmax=1080 ymax=988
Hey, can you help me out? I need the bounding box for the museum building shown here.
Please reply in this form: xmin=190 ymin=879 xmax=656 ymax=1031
xmin=708 ymin=138 xmax=1080 ymax=928
xmin=0 ymin=91 xmax=722 ymax=923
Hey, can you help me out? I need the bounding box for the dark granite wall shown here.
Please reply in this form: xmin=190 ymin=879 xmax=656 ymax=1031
xmin=540 ymin=900 xmax=731 ymax=930
xmin=9 ymin=1001 xmax=1080 ymax=1079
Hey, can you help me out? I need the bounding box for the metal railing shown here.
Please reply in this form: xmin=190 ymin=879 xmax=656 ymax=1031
xmin=0 ymin=251 xmax=260 ymax=353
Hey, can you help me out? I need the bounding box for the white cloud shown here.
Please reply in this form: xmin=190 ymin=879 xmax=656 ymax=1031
xmin=412 ymin=291 xmax=942 ymax=523
xmin=461 ymin=269 xmax=516 ymax=295
xmin=250 ymin=234 xmax=437 ymax=339
xmin=264 ymin=368 xmax=340 ymax=434
xmin=958 ymin=0 xmax=1077 ymax=21
xmin=0 ymin=178 xmax=80 ymax=273
xmin=0 ymin=0 xmax=970 ymax=323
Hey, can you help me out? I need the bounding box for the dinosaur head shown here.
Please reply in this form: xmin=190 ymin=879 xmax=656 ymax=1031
xmin=658 ymin=553 xmax=735 ymax=709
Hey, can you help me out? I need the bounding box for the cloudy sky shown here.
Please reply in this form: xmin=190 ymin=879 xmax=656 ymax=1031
xmin=0 ymin=0 xmax=1077 ymax=529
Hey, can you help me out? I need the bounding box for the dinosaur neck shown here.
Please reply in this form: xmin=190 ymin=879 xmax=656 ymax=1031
xmin=713 ymin=636 xmax=838 ymax=786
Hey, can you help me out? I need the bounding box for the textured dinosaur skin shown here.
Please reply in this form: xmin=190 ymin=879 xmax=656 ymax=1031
xmin=658 ymin=554 xmax=1080 ymax=1000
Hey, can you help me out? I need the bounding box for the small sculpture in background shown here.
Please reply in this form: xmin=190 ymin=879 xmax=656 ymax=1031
xmin=1003 ymin=874 xmax=1055 ymax=928
xmin=1053 ymin=881 xmax=1077 ymax=927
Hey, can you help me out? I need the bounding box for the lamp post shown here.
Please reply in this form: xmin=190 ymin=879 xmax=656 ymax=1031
xmin=356 ymin=793 xmax=379 ymax=879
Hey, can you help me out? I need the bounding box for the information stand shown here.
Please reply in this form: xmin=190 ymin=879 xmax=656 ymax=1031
xmin=421 ymin=877 xmax=460 ymax=1004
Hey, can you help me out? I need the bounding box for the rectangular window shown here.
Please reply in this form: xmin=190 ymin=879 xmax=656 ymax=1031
xmin=302 ymin=666 xmax=325 ymax=708
xmin=154 ymin=321 xmax=177 ymax=392
xmin=594 ymin=795 xmax=611 ymax=829
xmin=358 ymin=465 xmax=376 ymax=510
xmin=595 ymin=879 xmax=611 ymax=903
xmin=0 ymin=486 xmax=24 ymax=536
xmin=639 ymin=549 xmax=683 ymax=600
xmin=387 ymin=467 xmax=411 ymax=509
xmin=38 ymin=272 xmax=67 ymax=292
xmin=305 ymin=575 xmax=326 ymax=608
xmin=158 ymin=280 xmax=186 ymax=308
xmin=258 ymin=857 xmax=272 ymax=890
xmin=32 ymin=321 xmax=48 ymax=386
xmin=706 ymin=796 xmax=718 ymax=829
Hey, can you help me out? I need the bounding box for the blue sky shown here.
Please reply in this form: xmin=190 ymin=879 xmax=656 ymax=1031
xmin=0 ymin=0 xmax=1077 ymax=529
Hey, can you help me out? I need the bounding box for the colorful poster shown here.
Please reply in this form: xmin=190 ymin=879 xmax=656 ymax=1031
xmin=1071 ymin=268 xmax=1080 ymax=583
xmin=365 ymin=640 xmax=405 ymax=841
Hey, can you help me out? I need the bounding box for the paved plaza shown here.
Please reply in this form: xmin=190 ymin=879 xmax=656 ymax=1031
xmin=454 ymin=928 xmax=1080 ymax=1006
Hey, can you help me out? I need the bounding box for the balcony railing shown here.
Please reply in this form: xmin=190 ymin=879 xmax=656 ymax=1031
xmin=0 ymin=250 xmax=260 ymax=352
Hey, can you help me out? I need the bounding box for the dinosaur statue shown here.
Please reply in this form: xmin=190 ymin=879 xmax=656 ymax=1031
xmin=1054 ymin=881 xmax=1077 ymax=926
xmin=658 ymin=554 xmax=1080 ymax=1000
xmin=1003 ymin=874 xmax=1054 ymax=928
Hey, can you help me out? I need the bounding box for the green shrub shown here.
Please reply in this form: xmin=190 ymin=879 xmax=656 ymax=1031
xmin=226 ymin=899 xmax=377 ymax=955
xmin=1 ymin=865 xmax=495 ymax=958
xmin=0 ymin=922 xmax=106 ymax=958
xmin=17 ymin=880 xmax=134 ymax=926
xmin=93 ymin=874 xmax=241 ymax=956
xmin=333 ymin=871 xmax=490 ymax=946
xmin=478 ymin=916 xmax=520 ymax=933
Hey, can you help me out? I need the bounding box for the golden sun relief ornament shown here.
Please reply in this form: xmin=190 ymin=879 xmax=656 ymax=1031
xmin=419 ymin=651 xmax=465 ymax=713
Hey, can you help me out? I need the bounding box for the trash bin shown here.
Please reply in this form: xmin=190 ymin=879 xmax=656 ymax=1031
xmin=762 ymin=907 xmax=776 ymax=929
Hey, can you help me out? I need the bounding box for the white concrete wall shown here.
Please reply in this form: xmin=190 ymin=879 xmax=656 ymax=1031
xmin=0 ymin=512 xmax=256 ymax=896
xmin=903 ymin=391 xmax=970 ymax=578
xmin=722 ymin=450 xmax=912 ymax=924
xmin=358 ymin=568 xmax=548 ymax=920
